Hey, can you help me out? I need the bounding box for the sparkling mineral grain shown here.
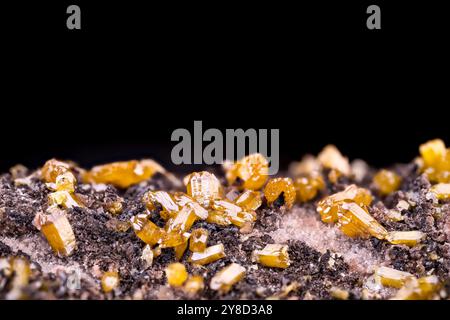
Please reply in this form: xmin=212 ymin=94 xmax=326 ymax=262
xmin=225 ymin=153 xmax=269 ymax=190
xmin=264 ymin=178 xmax=296 ymax=209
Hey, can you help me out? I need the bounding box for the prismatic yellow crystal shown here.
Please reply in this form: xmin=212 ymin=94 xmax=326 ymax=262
xmin=143 ymin=191 xmax=179 ymax=219
xmin=337 ymin=202 xmax=388 ymax=240
xmin=130 ymin=214 xmax=163 ymax=246
xmin=317 ymin=184 xmax=372 ymax=223
xmin=294 ymin=174 xmax=325 ymax=203
xmin=83 ymin=159 xmax=165 ymax=188
xmin=431 ymin=183 xmax=450 ymax=200
xmin=210 ymin=263 xmax=246 ymax=293
xmin=289 ymin=155 xmax=321 ymax=178
xmin=254 ymin=244 xmax=290 ymax=269
xmin=235 ymin=190 xmax=262 ymax=211
xmin=374 ymin=266 xmax=415 ymax=288
xmin=373 ymin=169 xmax=402 ymax=196
xmin=225 ymin=153 xmax=269 ymax=190
xmin=317 ymin=145 xmax=351 ymax=176
xmin=165 ymin=262 xmax=188 ymax=287
xmin=41 ymin=159 xmax=72 ymax=183
xmin=183 ymin=275 xmax=205 ymax=296
xmin=210 ymin=199 xmax=256 ymax=227
xmin=33 ymin=207 xmax=77 ymax=256
xmin=52 ymin=171 xmax=77 ymax=193
xmin=264 ymin=178 xmax=296 ymax=209
xmin=165 ymin=206 xmax=198 ymax=236
xmin=392 ymin=275 xmax=441 ymax=300
xmin=173 ymin=192 xmax=209 ymax=219
xmin=185 ymin=172 xmax=222 ymax=208
xmin=174 ymin=233 xmax=190 ymax=261
xmin=189 ymin=243 xmax=226 ymax=265
xmin=386 ymin=231 xmax=425 ymax=247
xmin=189 ymin=228 xmax=208 ymax=252
xmin=101 ymin=271 xmax=120 ymax=293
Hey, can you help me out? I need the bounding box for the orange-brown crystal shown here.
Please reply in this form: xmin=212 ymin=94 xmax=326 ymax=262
xmin=83 ymin=159 xmax=164 ymax=188
xmin=189 ymin=228 xmax=209 ymax=252
xmin=294 ymin=174 xmax=325 ymax=203
xmin=210 ymin=263 xmax=246 ymax=293
xmin=264 ymin=178 xmax=296 ymax=209
xmin=234 ymin=190 xmax=262 ymax=211
xmin=130 ymin=214 xmax=163 ymax=246
xmin=189 ymin=243 xmax=226 ymax=265
xmin=185 ymin=172 xmax=222 ymax=208
xmin=317 ymin=145 xmax=351 ymax=176
xmin=41 ymin=159 xmax=71 ymax=183
xmin=165 ymin=263 xmax=188 ymax=287
xmin=101 ymin=271 xmax=120 ymax=293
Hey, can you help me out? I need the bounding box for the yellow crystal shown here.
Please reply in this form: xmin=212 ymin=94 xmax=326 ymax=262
xmin=337 ymin=202 xmax=388 ymax=240
xmin=165 ymin=206 xmax=198 ymax=236
xmin=373 ymin=169 xmax=402 ymax=196
xmin=431 ymin=183 xmax=450 ymax=200
xmin=165 ymin=262 xmax=188 ymax=287
xmin=54 ymin=171 xmax=77 ymax=193
xmin=189 ymin=243 xmax=226 ymax=265
xmin=189 ymin=228 xmax=208 ymax=252
xmin=294 ymin=174 xmax=325 ymax=203
xmin=264 ymin=178 xmax=296 ymax=209
xmin=83 ymin=159 xmax=164 ymax=188
xmin=206 ymin=210 xmax=233 ymax=226
xmin=48 ymin=191 xmax=81 ymax=209
xmin=130 ymin=214 xmax=163 ymax=246
xmin=225 ymin=153 xmax=269 ymax=190
xmin=374 ymin=266 xmax=415 ymax=288
xmin=235 ymin=190 xmax=262 ymax=211
xmin=41 ymin=159 xmax=71 ymax=183
xmin=101 ymin=271 xmax=120 ymax=293
xmin=420 ymin=139 xmax=446 ymax=168
xmin=317 ymin=184 xmax=373 ymax=223
xmin=34 ymin=207 xmax=76 ymax=256
xmin=254 ymin=244 xmax=290 ymax=269
xmin=173 ymin=192 xmax=209 ymax=219
xmin=185 ymin=172 xmax=222 ymax=208
xmin=393 ymin=275 xmax=441 ymax=300
xmin=317 ymin=145 xmax=351 ymax=176
xmin=210 ymin=263 xmax=246 ymax=293
xmin=386 ymin=231 xmax=425 ymax=247
xmin=183 ymin=275 xmax=205 ymax=296
xmin=211 ymin=199 xmax=256 ymax=227
xmin=289 ymin=155 xmax=321 ymax=177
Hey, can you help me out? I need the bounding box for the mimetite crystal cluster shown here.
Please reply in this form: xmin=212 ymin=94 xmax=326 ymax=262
xmin=25 ymin=139 xmax=449 ymax=298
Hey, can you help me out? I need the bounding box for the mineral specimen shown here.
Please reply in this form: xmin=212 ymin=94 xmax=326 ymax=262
xmin=419 ymin=139 xmax=450 ymax=183
xmin=48 ymin=191 xmax=81 ymax=209
xmin=173 ymin=192 xmax=209 ymax=219
xmin=174 ymin=233 xmax=190 ymax=261
xmin=41 ymin=159 xmax=72 ymax=183
xmin=189 ymin=243 xmax=226 ymax=265
xmin=317 ymin=145 xmax=351 ymax=176
xmin=210 ymin=263 xmax=246 ymax=293
xmin=183 ymin=275 xmax=205 ymax=296
xmin=294 ymin=174 xmax=325 ymax=203
xmin=254 ymin=244 xmax=290 ymax=269
xmin=225 ymin=153 xmax=269 ymax=190
xmin=373 ymin=169 xmax=402 ymax=195
xmin=165 ymin=263 xmax=188 ymax=287
xmin=142 ymin=191 xmax=179 ymax=219
xmin=264 ymin=178 xmax=296 ymax=209
xmin=392 ymin=275 xmax=441 ymax=300
xmin=33 ymin=207 xmax=77 ymax=256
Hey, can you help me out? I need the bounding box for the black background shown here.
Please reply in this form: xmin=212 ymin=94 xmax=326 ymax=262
xmin=1 ymin=1 xmax=449 ymax=174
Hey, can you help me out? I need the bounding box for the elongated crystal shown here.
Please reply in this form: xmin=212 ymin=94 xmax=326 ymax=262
xmin=254 ymin=244 xmax=290 ymax=269
xmin=143 ymin=191 xmax=179 ymax=219
xmin=173 ymin=192 xmax=208 ymax=219
xmin=210 ymin=263 xmax=246 ymax=293
xmin=174 ymin=233 xmax=190 ymax=261
xmin=235 ymin=190 xmax=262 ymax=211
xmin=386 ymin=231 xmax=425 ymax=247
xmin=48 ymin=191 xmax=81 ymax=209
xmin=375 ymin=266 xmax=414 ymax=288
xmin=130 ymin=214 xmax=163 ymax=246
xmin=337 ymin=203 xmax=388 ymax=240
xmin=33 ymin=207 xmax=76 ymax=256
xmin=189 ymin=243 xmax=226 ymax=265
xmin=431 ymin=183 xmax=450 ymax=200
xmin=41 ymin=159 xmax=71 ymax=183
xmin=393 ymin=276 xmax=441 ymax=300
